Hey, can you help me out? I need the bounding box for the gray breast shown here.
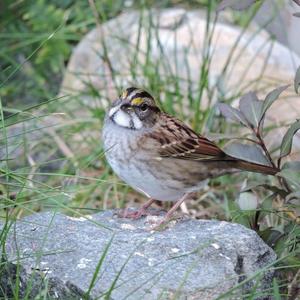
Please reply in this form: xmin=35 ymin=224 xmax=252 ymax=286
xmin=102 ymin=118 xmax=210 ymax=201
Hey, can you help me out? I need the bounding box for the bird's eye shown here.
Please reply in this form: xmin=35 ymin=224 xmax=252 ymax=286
xmin=140 ymin=103 xmax=149 ymax=111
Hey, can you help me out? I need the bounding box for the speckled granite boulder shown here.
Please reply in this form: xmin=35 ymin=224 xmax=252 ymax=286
xmin=1 ymin=210 xmax=276 ymax=299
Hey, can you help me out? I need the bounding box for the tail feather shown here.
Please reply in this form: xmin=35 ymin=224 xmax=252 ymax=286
xmin=233 ymin=159 xmax=279 ymax=175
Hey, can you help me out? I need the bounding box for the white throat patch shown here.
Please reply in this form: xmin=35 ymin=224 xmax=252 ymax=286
xmin=131 ymin=114 xmax=143 ymax=129
xmin=113 ymin=110 xmax=131 ymax=128
xmin=109 ymin=105 xmax=143 ymax=130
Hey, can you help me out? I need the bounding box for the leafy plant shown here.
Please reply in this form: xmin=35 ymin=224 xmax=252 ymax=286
xmin=218 ymin=82 xmax=299 ymax=197
xmin=218 ymin=70 xmax=300 ymax=297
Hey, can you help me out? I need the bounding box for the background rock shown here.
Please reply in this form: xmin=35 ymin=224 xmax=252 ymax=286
xmin=1 ymin=210 xmax=276 ymax=299
xmin=255 ymin=0 xmax=300 ymax=57
xmin=60 ymin=8 xmax=300 ymax=159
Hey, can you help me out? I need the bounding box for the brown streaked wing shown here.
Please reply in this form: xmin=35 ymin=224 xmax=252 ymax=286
xmin=152 ymin=113 xmax=226 ymax=160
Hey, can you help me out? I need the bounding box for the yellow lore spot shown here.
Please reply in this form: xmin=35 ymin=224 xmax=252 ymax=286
xmin=131 ymin=98 xmax=144 ymax=106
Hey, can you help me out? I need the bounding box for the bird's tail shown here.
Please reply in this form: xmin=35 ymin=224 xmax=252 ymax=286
xmin=232 ymin=159 xmax=279 ymax=175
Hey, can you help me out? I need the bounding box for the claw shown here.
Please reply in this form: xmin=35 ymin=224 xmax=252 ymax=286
xmin=117 ymin=208 xmax=148 ymax=219
xmin=116 ymin=198 xmax=156 ymax=220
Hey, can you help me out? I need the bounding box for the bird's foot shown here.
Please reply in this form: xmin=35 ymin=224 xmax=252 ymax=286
xmin=147 ymin=194 xmax=191 ymax=230
xmin=116 ymin=198 xmax=157 ymax=220
xmin=117 ymin=207 xmax=149 ymax=219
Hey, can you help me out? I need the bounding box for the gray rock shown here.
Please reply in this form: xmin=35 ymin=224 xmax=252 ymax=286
xmin=255 ymin=0 xmax=300 ymax=57
xmin=1 ymin=210 xmax=276 ymax=299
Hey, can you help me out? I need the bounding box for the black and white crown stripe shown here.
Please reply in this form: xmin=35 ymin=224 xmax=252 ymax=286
xmin=125 ymin=87 xmax=154 ymax=101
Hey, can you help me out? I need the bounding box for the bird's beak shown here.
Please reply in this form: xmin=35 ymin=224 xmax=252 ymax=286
xmin=109 ymin=100 xmax=133 ymax=118
xmin=120 ymin=102 xmax=133 ymax=112
xmin=109 ymin=101 xmax=122 ymax=117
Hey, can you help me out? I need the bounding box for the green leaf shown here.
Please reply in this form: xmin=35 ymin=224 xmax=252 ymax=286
xmin=239 ymin=92 xmax=263 ymax=128
xmin=294 ymin=65 xmax=300 ymax=93
xmin=258 ymin=194 xmax=276 ymax=222
xmin=286 ymin=191 xmax=300 ymax=202
xmin=282 ymin=160 xmax=300 ymax=174
xmin=217 ymin=103 xmax=249 ymax=126
xmin=277 ymin=169 xmax=300 ymax=191
xmin=224 ymin=142 xmax=270 ymax=165
xmin=205 ymin=133 xmax=243 ymax=141
xmin=259 ymin=228 xmax=283 ymax=248
xmin=279 ymin=120 xmax=300 ymax=158
xmin=241 ymin=182 xmax=288 ymax=197
xmin=283 ymin=160 xmax=300 ymax=171
xmin=261 ymin=85 xmax=289 ymax=122
xmin=280 ymin=161 xmax=300 ymax=192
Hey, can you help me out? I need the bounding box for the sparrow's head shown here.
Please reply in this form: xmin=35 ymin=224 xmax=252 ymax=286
xmin=108 ymin=87 xmax=160 ymax=130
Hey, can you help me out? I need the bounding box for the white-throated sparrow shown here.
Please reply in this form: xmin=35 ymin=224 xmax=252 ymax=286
xmin=102 ymin=87 xmax=278 ymax=225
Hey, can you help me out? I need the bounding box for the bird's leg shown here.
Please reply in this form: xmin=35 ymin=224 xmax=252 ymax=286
xmin=151 ymin=193 xmax=190 ymax=229
xmin=118 ymin=198 xmax=156 ymax=219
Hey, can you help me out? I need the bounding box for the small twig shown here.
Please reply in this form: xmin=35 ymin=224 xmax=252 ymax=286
xmin=251 ymin=210 xmax=260 ymax=231
xmin=45 ymin=127 xmax=75 ymax=161
xmin=255 ymin=129 xmax=277 ymax=168
xmin=253 ymin=128 xmax=292 ymax=193
xmin=26 ymin=154 xmax=37 ymax=188
xmin=277 ymin=156 xmax=282 ymax=169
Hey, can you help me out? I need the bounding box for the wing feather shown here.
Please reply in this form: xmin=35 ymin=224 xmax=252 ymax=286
xmin=148 ymin=113 xmax=226 ymax=161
